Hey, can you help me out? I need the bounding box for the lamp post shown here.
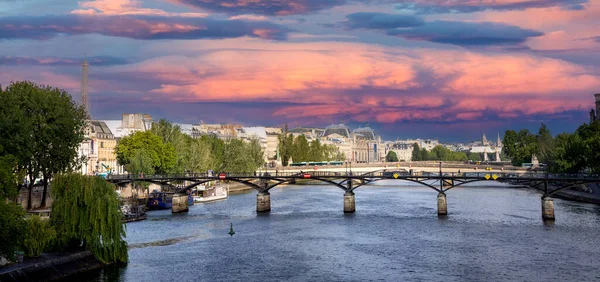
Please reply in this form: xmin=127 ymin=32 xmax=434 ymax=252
xmin=439 ymin=161 xmax=443 ymax=191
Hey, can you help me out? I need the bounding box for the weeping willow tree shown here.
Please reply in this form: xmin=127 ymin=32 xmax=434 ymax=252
xmin=51 ymin=173 xmax=128 ymax=264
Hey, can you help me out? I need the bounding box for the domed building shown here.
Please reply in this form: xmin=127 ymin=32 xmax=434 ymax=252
xmin=318 ymin=122 xmax=383 ymax=163
xmin=352 ymin=125 xmax=382 ymax=163
xmin=322 ymin=123 xmax=352 ymax=139
xmin=320 ymin=123 xmax=353 ymax=161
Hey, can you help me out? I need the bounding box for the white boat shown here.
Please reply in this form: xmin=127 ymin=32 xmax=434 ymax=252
xmin=193 ymin=184 xmax=228 ymax=203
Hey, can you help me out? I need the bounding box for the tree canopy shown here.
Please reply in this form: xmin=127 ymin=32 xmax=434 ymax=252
xmin=0 ymin=81 xmax=87 ymax=208
xmin=385 ymin=150 xmax=399 ymax=162
xmin=51 ymin=173 xmax=128 ymax=264
xmin=116 ymin=131 xmax=176 ymax=174
xmin=504 ymin=121 xmax=600 ymax=173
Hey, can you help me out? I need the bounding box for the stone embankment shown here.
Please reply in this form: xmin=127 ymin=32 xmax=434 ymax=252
xmin=0 ymin=251 xmax=105 ymax=282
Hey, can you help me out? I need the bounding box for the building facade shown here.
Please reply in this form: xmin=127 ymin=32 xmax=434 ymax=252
xmin=590 ymin=93 xmax=600 ymax=123
xmin=385 ymin=142 xmax=413 ymax=162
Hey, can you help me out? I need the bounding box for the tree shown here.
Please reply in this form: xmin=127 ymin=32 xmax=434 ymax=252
xmin=322 ymin=144 xmax=344 ymax=161
xmin=291 ymin=135 xmax=310 ymax=163
xmin=222 ymin=139 xmax=255 ymax=172
xmin=0 ymin=81 xmax=86 ymax=208
xmin=151 ymin=119 xmax=189 ymax=173
xmin=548 ymin=133 xmax=586 ymax=173
xmin=125 ymin=149 xmax=155 ymax=175
xmin=385 ymin=151 xmax=399 ymax=162
xmin=278 ymin=124 xmax=294 ymax=166
xmin=308 ymin=139 xmax=323 ymax=162
xmin=0 ymin=201 xmax=26 ymax=261
xmin=503 ymin=129 xmax=537 ymax=166
xmin=186 ymin=138 xmax=213 ymax=173
xmin=537 ymin=123 xmax=554 ymax=164
xmin=200 ymin=135 xmax=225 ymax=171
xmin=22 ymin=215 xmax=56 ymax=257
xmin=51 ymin=173 xmax=128 ymax=264
xmin=411 ymin=143 xmax=421 ymax=161
xmin=248 ymin=138 xmax=265 ymax=169
xmin=116 ymin=131 xmax=176 ymax=174
xmin=0 ymin=145 xmax=20 ymax=199
xmin=467 ymin=152 xmax=481 ymax=162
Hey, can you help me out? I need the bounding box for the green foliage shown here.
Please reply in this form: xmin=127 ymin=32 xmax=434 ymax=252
xmin=385 ymin=151 xmax=399 ymax=162
xmin=308 ymin=139 xmax=323 ymax=162
xmin=0 ymin=145 xmax=20 ymax=199
xmin=537 ymin=123 xmax=554 ymax=164
xmin=200 ymin=135 xmax=225 ymax=171
xmin=0 ymin=202 xmax=26 ymax=261
xmin=23 ymin=215 xmax=56 ymax=257
xmin=548 ymin=133 xmax=586 ymax=173
xmin=291 ymin=135 xmax=310 ymax=162
xmin=221 ymin=139 xmax=261 ymax=173
xmin=186 ymin=138 xmax=213 ymax=173
xmin=248 ymin=138 xmax=265 ymax=169
xmin=277 ymin=124 xmax=294 ymax=166
xmin=411 ymin=143 xmax=421 ymax=161
xmin=322 ymin=144 xmax=345 ymax=161
xmin=466 ymin=152 xmax=481 ymax=162
xmin=125 ymin=149 xmax=155 ymax=175
xmin=51 ymin=173 xmax=128 ymax=264
xmin=151 ymin=119 xmax=191 ymax=173
xmin=411 ymin=143 xmax=470 ymax=162
xmin=116 ymin=131 xmax=176 ymax=174
xmin=502 ymin=129 xmax=537 ymax=166
xmin=0 ymin=81 xmax=87 ymax=208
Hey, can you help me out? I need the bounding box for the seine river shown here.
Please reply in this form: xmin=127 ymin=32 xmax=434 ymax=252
xmin=77 ymin=181 xmax=600 ymax=281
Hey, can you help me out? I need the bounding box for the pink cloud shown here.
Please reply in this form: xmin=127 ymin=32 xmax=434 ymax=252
xmin=72 ymin=0 xmax=208 ymax=17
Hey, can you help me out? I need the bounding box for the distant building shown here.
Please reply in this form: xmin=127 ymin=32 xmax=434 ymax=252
xmin=589 ymin=93 xmax=600 ymax=123
xmin=265 ymin=127 xmax=282 ymax=162
xmin=89 ymin=120 xmax=118 ymax=174
xmin=385 ymin=142 xmax=413 ymax=162
xmin=192 ymin=123 xmax=242 ymax=140
xmin=319 ymin=122 xmax=382 ymax=163
xmin=104 ymin=113 xmax=153 ymax=139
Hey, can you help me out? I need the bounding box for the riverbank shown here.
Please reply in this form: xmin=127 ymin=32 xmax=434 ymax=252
xmin=0 ymin=251 xmax=105 ymax=282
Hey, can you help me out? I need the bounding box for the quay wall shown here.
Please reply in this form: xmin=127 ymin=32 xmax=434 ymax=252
xmin=0 ymin=251 xmax=105 ymax=282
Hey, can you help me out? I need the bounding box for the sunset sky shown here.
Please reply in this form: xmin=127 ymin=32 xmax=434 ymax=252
xmin=1 ymin=0 xmax=599 ymax=141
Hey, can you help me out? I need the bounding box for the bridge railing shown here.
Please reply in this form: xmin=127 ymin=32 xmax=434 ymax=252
xmin=105 ymin=171 xmax=600 ymax=181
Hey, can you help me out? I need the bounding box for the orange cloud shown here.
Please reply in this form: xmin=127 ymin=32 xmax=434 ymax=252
xmin=109 ymin=40 xmax=600 ymax=123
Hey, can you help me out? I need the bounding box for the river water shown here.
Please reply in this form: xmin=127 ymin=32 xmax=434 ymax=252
xmin=78 ymin=181 xmax=600 ymax=281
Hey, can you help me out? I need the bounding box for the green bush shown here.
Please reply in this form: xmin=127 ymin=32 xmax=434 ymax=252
xmin=23 ymin=215 xmax=56 ymax=257
xmin=0 ymin=202 xmax=26 ymax=261
xmin=51 ymin=173 xmax=128 ymax=264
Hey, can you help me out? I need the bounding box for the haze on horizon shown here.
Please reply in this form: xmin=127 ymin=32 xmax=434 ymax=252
xmin=1 ymin=0 xmax=599 ymax=142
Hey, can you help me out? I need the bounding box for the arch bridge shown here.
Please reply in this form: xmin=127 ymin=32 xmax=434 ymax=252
xmin=106 ymin=170 xmax=600 ymax=220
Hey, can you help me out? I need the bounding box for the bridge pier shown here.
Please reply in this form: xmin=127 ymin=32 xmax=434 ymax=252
xmin=172 ymin=194 xmax=189 ymax=213
xmin=344 ymin=191 xmax=355 ymax=213
xmin=437 ymin=193 xmax=447 ymax=216
xmin=541 ymin=197 xmax=555 ymax=220
xmin=257 ymin=191 xmax=271 ymax=213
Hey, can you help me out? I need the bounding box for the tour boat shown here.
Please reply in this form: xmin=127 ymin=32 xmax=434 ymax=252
xmin=147 ymin=190 xmax=194 ymax=210
xmin=121 ymin=204 xmax=147 ymax=222
xmin=147 ymin=190 xmax=173 ymax=210
xmin=192 ymin=184 xmax=228 ymax=203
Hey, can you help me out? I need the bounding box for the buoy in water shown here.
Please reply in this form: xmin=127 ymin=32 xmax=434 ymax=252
xmin=228 ymin=222 xmax=235 ymax=237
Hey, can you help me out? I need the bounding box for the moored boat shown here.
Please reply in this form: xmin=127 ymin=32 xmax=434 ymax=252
xmin=192 ymin=184 xmax=228 ymax=203
xmin=147 ymin=190 xmax=174 ymax=210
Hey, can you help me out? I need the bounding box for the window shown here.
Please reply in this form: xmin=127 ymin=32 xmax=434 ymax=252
xmin=100 ymin=142 xmax=104 ymax=148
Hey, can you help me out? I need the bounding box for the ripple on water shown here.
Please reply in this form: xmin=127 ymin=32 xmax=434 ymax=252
xmin=79 ymin=185 xmax=600 ymax=282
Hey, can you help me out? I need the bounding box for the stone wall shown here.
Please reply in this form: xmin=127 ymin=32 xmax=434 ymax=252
xmin=18 ymin=185 xmax=53 ymax=210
